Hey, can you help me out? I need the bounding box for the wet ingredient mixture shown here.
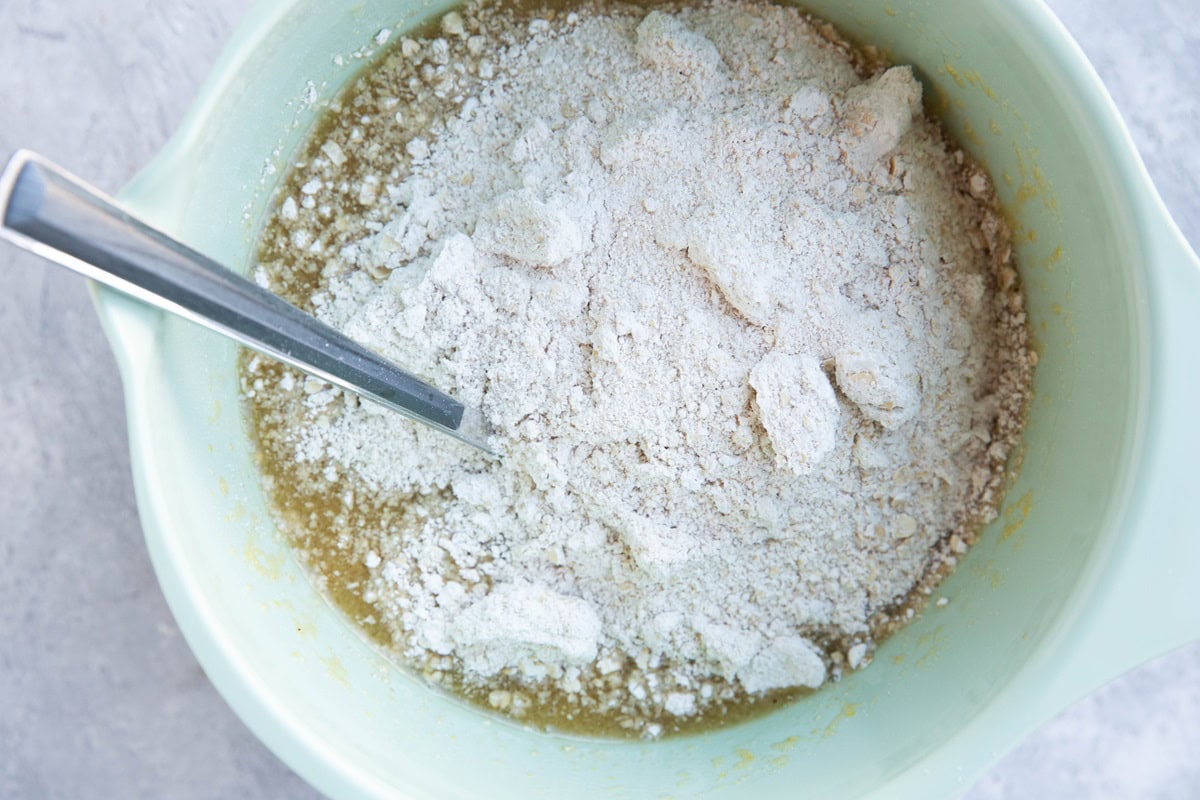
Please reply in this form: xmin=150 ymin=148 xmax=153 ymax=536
xmin=242 ymin=0 xmax=1033 ymax=738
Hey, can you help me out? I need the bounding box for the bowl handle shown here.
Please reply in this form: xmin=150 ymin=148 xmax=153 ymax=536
xmin=1047 ymin=205 xmax=1200 ymax=706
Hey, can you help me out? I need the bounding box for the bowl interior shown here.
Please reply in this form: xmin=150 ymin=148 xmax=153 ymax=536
xmin=121 ymin=0 xmax=1145 ymax=796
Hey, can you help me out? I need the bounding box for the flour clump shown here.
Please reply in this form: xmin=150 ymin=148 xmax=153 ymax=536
xmin=749 ymin=351 xmax=840 ymax=475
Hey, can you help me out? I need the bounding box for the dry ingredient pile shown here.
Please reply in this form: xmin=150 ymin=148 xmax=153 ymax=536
xmin=243 ymin=0 xmax=1032 ymax=738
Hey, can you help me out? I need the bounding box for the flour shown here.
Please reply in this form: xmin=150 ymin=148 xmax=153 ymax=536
xmin=247 ymin=0 xmax=1032 ymax=736
xmin=748 ymin=351 xmax=840 ymax=475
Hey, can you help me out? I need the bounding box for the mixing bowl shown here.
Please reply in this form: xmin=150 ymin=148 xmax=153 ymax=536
xmin=96 ymin=0 xmax=1200 ymax=796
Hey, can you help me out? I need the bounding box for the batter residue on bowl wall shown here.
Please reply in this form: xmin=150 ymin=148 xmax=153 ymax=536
xmin=240 ymin=0 xmax=1033 ymax=738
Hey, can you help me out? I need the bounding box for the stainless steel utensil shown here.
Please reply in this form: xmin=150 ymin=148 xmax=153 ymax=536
xmin=0 ymin=150 xmax=494 ymax=454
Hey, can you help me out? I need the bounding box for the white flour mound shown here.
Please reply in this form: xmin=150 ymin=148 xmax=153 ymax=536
xmin=277 ymin=0 xmax=1030 ymax=724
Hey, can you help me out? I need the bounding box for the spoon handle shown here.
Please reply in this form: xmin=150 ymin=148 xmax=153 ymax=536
xmin=0 ymin=150 xmax=493 ymax=454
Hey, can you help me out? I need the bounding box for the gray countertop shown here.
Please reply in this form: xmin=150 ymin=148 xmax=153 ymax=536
xmin=1 ymin=1 xmax=1197 ymax=797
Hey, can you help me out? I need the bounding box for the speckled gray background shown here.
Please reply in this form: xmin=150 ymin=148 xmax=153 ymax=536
xmin=1 ymin=1 xmax=1197 ymax=798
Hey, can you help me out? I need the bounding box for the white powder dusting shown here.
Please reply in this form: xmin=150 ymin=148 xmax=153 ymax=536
xmin=251 ymin=0 xmax=1031 ymax=735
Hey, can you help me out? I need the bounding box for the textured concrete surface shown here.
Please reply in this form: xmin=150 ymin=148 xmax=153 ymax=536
xmin=0 ymin=1 xmax=1197 ymax=798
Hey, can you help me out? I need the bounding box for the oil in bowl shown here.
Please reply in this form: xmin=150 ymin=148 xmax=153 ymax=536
xmin=240 ymin=0 xmax=1032 ymax=739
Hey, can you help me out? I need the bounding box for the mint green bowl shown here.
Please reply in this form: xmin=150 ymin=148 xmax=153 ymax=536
xmin=97 ymin=0 xmax=1200 ymax=797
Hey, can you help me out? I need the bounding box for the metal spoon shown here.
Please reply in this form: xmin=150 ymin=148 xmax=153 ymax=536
xmin=0 ymin=149 xmax=494 ymax=454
